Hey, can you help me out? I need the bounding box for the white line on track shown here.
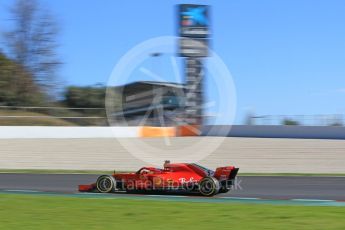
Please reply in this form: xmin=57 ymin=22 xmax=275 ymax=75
xmin=220 ymin=197 xmax=259 ymax=200
xmin=291 ymin=199 xmax=335 ymax=202
xmin=74 ymin=193 xmax=188 ymax=198
xmin=145 ymin=195 xmax=187 ymax=198
xmin=74 ymin=192 xmax=108 ymax=195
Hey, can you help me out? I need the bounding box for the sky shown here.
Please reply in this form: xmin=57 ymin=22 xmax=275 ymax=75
xmin=0 ymin=0 xmax=345 ymax=124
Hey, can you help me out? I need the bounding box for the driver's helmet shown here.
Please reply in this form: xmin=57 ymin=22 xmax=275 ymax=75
xmin=164 ymin=160 xmax=171 ymax=169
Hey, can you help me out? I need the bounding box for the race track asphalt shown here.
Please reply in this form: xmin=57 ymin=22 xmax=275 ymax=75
xmin=0 ymin=174 xmax=345 ymax=201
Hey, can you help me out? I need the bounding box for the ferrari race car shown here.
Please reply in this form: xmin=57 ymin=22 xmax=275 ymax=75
xmin=79 ymin=161 xmax=239 ymax=196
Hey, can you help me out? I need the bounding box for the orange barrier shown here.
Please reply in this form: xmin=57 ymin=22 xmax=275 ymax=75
xmin=139 ymin=126 xmax=176 ymax=137
xmin=177 ymin=125 xmax=201 ymax=136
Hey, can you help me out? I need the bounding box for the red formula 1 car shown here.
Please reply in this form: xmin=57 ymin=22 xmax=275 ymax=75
xmin=79 ymin=161 xmax=239 ymax=196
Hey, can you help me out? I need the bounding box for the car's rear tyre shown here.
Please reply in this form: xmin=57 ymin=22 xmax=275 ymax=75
xmin=96 ymin=175 xmax=115 ymax=193
xmin=199 ymin=177 xmax=220 ymax=196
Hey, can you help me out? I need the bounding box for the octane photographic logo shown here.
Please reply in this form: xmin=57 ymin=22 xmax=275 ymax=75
xmin=105 ymin=36 xmax=236 ymax=166
xmin=116 ymin=177 xmax=242 ymax=192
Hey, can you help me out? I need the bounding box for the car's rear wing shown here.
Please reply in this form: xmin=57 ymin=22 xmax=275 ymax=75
xmin=214 ymin=166 xmax=239 ymax=181
xmin=229 ymin=168 xmax=239 ymax=180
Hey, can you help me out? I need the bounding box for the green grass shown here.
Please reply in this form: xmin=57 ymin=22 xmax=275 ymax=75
xmin=0 ymin=194 xmax=344 ymax=230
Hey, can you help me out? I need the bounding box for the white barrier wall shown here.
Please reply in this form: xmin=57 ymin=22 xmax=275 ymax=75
xmin=0 ymin=126 xmax=139 ymax=138
xmin=1 ymin=125 xmax=345 ymax=139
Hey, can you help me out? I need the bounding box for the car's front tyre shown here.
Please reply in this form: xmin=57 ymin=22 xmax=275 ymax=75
xmin=96 ymin=175 xmax=115 ymax=193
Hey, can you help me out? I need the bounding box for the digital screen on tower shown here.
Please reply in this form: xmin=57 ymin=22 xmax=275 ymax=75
xmin=178 ymin=4 xmax=210 ymax=38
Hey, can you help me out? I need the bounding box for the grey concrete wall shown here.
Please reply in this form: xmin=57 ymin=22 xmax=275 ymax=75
xmin=0 ymin=137 xmax=344 ymax=173
xmin=203 ymin=125 xmax=345 ymax=139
